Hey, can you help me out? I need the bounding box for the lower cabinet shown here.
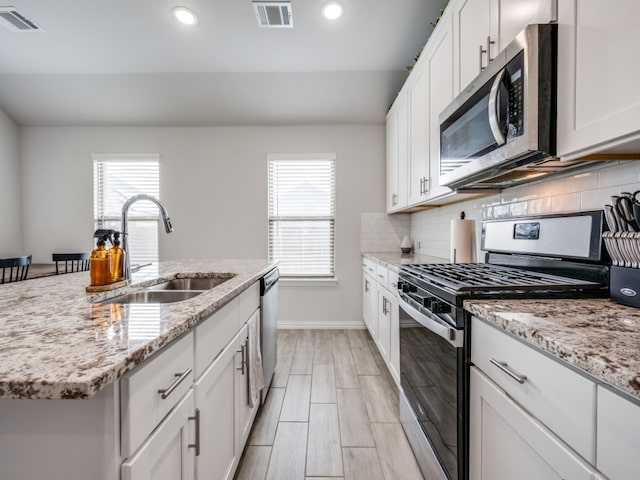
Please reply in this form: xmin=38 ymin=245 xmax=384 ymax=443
xmin=470 ymin=367 xmax=598 ymax=480
xmin=121 ymin=390 xmax=195 ymax=480
xmin=194 ymin=324 xmax=252 ymax=480
xmin=362 ymin=257 xmax=400 ymax=385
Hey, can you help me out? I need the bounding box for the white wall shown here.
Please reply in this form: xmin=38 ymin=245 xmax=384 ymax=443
xmin=0 ymin=108 xmax=22 ymax=257
xmin=20 ymin=125 xmax=385 ymax=327
xmin=410 ymin=161 xmax=640 ymax=260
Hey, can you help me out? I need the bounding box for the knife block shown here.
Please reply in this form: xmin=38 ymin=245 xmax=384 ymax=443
xmin=610 ymin=266 xmax=640 ymax=308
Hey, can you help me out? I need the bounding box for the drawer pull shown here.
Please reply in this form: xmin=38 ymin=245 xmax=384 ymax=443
xmin=490 ymin=358 xmax=527 ymax=384
xmin=237 ymin=342 xmax=247 ymax=375
xmin=188 ymin=408 xmax=201 ymax=456
xmin=157 ymin=367 xmax=193 ymax=399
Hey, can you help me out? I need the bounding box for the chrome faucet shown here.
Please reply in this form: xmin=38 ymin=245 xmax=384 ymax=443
xmin=121 ymin=194 xmax=174 ymax=282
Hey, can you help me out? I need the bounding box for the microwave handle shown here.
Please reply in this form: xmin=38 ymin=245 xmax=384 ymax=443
xmin=488 ymin=68 xmax=506 ymax=146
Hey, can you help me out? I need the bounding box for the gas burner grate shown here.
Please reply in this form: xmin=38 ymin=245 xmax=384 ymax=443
xmin=401 ymin=263 xmax=601 ymax=293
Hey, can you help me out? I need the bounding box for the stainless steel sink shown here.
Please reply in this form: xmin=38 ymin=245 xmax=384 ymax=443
xmin=148 ymin=274 xmax=235 ymax=291
xmin=100 ymin=290 xmax=203 ymax=304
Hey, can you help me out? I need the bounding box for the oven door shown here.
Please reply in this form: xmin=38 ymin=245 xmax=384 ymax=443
xmin=398 ymin=293 xmax=466 ymax=480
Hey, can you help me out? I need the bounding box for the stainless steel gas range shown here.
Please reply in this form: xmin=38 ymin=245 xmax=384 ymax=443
xmin=397 ymin=211 xmax=609 ymax=480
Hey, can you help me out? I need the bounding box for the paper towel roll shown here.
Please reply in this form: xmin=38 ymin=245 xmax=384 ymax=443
xmin=450 ymin=218 xmax=476 ymax=263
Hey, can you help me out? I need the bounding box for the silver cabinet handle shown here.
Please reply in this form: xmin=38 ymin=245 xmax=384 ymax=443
xmin=392 ymin=193 xmax=398 ymax=206
xmin=158 ymin=367 xmax=192 ymax=400
xmin=486 ymin=36 xmax=495 ymax=63
xmin=365 ymin=279 xmax=370 ymax=292
xmin=423 ymin=177 xmax=428 ymax=194
xmin=237 ymin=342 xmax=247 ymax=375
xmin=479 ymin=44 xmax=486 ymax=71
xmin=188 ymin=408 xmax=201 ymax=456
xmin=378 ymin=274 xmax=384 ymax=279
xmin=490 ymin=358 xmax=527 ymax=384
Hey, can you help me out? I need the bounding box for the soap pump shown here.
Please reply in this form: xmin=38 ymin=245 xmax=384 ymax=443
xmin=110 ymin=231 xmax=126 ymax=283
xmin=90 ymin=233 xmax=112 ymax=286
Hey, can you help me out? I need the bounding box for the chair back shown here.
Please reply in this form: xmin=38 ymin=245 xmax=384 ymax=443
xmin=0 ymin=255 xmax=32 ymax=284
xmin=52 ymin=253 xmax=91 ymax=274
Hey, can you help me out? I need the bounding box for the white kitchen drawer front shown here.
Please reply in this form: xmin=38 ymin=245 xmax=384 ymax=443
xmin=597 ymin=386 xmax=640 ymax=480
xmin=195 ymin=298 xmax=240 ymax=379
xmin=363 ymin=257 xmax=376 ymax=277
xmin=238 ymin=282 xmax=259 ymax=322
xmin=388 ymin=269 xmax=399 ymax=291
xmin=471 ymin=318 xmax=596 ymax=462
xmin=376 ymin=263 xmax=389 ymax=290
xmin=121 ymin=332 xmax=194 ymax=458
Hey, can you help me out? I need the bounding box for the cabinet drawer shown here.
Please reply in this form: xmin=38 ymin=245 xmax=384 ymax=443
xmin=363 ymin=257 xmax=376 ymax=277
xmin=376 ymin=263 xmax=389 ymax=289
xmin=597 ymin=386 xmax=640 ymax=480
xmin=121 ymin=332 xmax=194 ymax=458
xmin=195 ymin=283 xmax=259 ymax=379
xmin=388 ymin=269 xmax=399 ymax=292
xmin=471 ymin=318 xmax=596 ymax=462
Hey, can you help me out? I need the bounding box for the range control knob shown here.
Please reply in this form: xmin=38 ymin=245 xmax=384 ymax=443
xmin=421 ymin=296 xmax=433 ymax=308
xmin=431 ymin=301 xmax=451 ymax=314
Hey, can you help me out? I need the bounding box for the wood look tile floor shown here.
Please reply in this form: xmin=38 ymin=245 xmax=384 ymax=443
xmin=234 ymin=329 xmax=424 ymax=480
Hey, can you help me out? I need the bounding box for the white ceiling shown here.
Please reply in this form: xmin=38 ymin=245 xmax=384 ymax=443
xmin=0 ymin=0 xmax=448 ymax=126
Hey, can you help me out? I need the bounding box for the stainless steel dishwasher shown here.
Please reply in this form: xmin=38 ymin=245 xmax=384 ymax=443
xmin=260 ymin=266 xmax=278 ymax=403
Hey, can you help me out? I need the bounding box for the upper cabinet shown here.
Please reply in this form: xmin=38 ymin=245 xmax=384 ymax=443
xmin=452 ymin=0 xmax=556 ymax=95
xmin=386 ymin=0 xmax=557 ymax=213
xmin=386 ymin=89 xmax=408 ymax=213
xmin=557 ymin=0 xmax=640 ymax=159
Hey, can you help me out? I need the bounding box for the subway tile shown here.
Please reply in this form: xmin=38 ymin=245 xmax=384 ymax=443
xmin=538 ymin=176 xmax=566 ymax=198
xmin=598 ymin=162 xmax=640 ymax=189
xmin=580 ymin=186 xmax=620 ymax=210
xmin=526 ymin=197 xmax=552 ymax=215
xmin=551 ymin=192 xmax=581 ymax=213
xmin=564 ymin=170 xmax=598 ymax=193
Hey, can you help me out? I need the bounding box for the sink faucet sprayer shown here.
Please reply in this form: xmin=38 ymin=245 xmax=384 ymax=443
xmin=121 ymin=194 xmax=174 ymax=282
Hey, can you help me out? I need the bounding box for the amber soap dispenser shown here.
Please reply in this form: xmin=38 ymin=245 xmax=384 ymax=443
xmin=110 ymin=232 xmax=125 ymax=283
xmin=90 ymin=235 xmax=112 ymax=286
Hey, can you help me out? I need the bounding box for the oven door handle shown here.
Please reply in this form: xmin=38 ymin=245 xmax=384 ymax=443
xmin=398 ymin=294 xmax=463 ymax=348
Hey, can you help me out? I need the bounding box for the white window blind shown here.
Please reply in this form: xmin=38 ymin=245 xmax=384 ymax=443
xmin=93 ymin=154 xmax=160 ymax=265
xmin=268 ymin=155 xmax=336 ymax=277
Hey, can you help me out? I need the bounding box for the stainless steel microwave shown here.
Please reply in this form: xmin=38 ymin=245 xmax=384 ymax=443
xmin=439 ymin=24 xmax=585 ymax=191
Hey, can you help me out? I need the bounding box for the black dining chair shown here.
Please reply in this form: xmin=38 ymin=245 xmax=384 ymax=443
xmin=0 ymin=255 xmax=32 ymax=284
xmin=52 ymin=253 xmax=90 ymax=274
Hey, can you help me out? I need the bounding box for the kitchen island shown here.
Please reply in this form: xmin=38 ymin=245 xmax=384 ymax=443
xmin=0 ymin=259 xmax=274 ymax=480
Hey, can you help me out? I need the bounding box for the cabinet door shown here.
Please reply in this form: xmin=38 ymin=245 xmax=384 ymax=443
xmin=386 ymin=91 xmax=408 ymax=213
xmin=496 ymin=0 xmax=555 ymax=50
xmin=236 ymin=312 xmax=259 ymax=450
xmin=406 ymin=58 xmax=429 ymax=206
xmin=363 ymin=272 xmax=374 ymax=334
xmin=453 ymin=0 xmax=492 ymax=93
xmin=427 ymin=10 xmax=454 ymax=200
xmin=470 ymin=367 xmax=597 ymax=480
xmin=194 ymin=326 xmax=247 ymax=480
xmin=387 ymin=292 xmax=400 ymax=385
xmin=557 ymin=0 xmax=640 ymax=159
xmin=121 ymin=390 xmax=195 ymax=480
xmin=376 ymin=287 xmax=391 ymax=362
xmin=597 ymin=386 xmax=640 ymax=480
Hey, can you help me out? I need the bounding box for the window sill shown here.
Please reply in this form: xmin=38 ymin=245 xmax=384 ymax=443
xmin=279 ymin=277 xmax=338 ymax=287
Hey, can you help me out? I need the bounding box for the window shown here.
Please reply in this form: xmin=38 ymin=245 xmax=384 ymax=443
xmin=93 ymin=154 xmax=160 ymax=265
xmin=268 ymin=154 xmax=336 ymax=278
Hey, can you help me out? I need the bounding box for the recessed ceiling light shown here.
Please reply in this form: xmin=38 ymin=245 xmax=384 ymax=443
xmin=172 ymin=6 xmax=198 ymax=26
xmin=321 ymin=1 xmax=343 ymax=20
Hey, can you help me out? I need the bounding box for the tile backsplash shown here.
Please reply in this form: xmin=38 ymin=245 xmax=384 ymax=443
xmin=403 ymin=161 xmax=640 ymax=260
xmin=361 ymin=212 xmax=411 ymax=252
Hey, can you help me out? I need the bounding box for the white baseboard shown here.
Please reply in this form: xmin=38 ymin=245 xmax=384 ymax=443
xmin=277 ymin=320 xmax=366 ymax=329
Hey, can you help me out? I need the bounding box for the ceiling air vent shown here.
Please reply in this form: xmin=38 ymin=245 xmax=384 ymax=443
xmin=0 ymin=6 xmax=41 ymax=31
xmin=253 ymin=2 xmax=293 ymax=28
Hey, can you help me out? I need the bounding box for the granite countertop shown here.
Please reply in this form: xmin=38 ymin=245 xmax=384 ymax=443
xmin=0 ymin=259 xmax=274 ymax=400
xmin=362 ymin=251 xmax=448 ymax=270
xmin=465 ymin=299 xmax=640 ymax=401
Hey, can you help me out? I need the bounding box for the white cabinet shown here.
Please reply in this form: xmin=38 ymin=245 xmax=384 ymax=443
xmin=452 ymin=0 xmax=556 ymax=94
xmin=362 ymin=256 xmax=400 ymax=386
xmin=425 ymin=10 xmax=454 ymax=201
xmin=121 ymin=390 xmax=195 ymax=480
xmin=386 ymin=89 xmax=408 ymax=213
xmin=406 ymin=55 xmax=430 ymax=206
xmin=194 ymin=325 xmax=251 ymax=480
xmin=470 ymin=367 xmax=598 ymax=480
xmin=557 ymin=0 xmax=640 ymax=159
xmin=596 ymin=386 xmax=640 ymax=480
